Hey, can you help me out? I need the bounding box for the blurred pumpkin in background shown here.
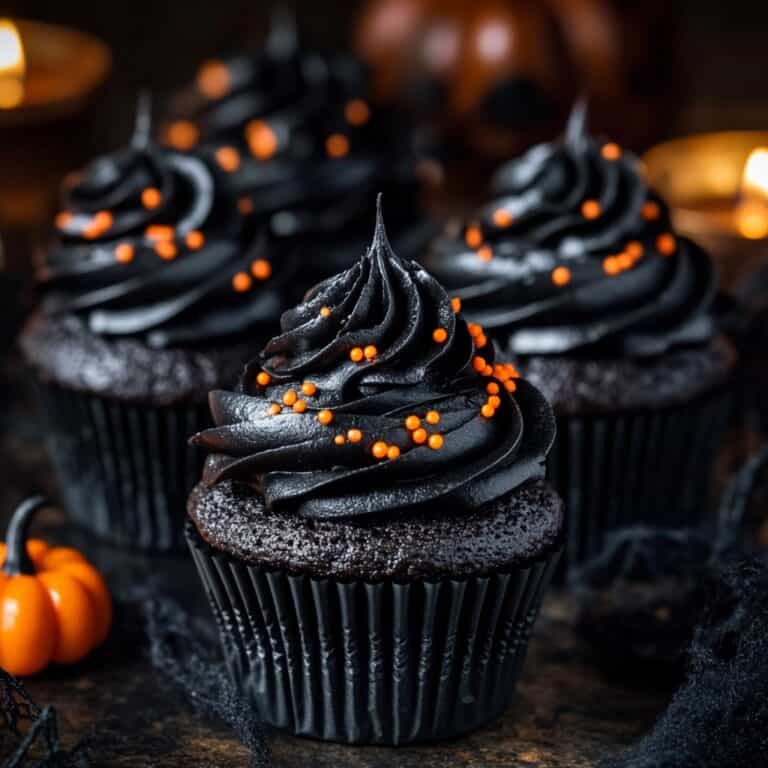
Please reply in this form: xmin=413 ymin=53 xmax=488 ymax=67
xmin=355 ymin=0 xmax=678 ymax=159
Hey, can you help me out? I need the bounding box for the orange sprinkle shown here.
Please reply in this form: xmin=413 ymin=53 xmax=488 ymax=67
xmin=334 ymin=434 xmax=346 ymax=445
xmin=617 ymin=252 xmax=633 ymax=270
xmin=320 ymin=306 xmax=331 ymax=318
xmin=492 ymin=208 xmax=513 ymax=228
xmin=215 ymin=146 xmax=241 ymax=173
xmin=55 ymin=211 xmax=72 ymax=230
xmin=246 ymin=119 xmax=278 ymax=159
xmin=283 ymin=390 xmax=298 ymax=406
xmin=387 ymin=445 xmax=401 ymax=460
xmin=603 ymin=256 xmax=621 ymax=276
xmin=412 ymin=428 xmax=427 ymax=444
xmin=465 ymin=224 xmax=483 ymax=248
xmin=626 ymin=241 xmax=643 ymax=259
xmin=481 ymin=404 xmax=495 ymax=418
xmin=232 ymin=272 xmax=253 ymax=292
xmin=488 ymin=395 xmax=501 ymax=409
xmin=141 ymin=187 xmax=162 ymax=210
xmin=114 ymin=243 xmax=134 ymax=264
xmin=468 ymin=322 xmax=482 ymax=338
xmin=268 ymin=404 xmax=282 ymax=416
xmin=477 ymin=245 xmax=493 ymax=262
xmin=372 ymin=441 xmax=388 ymax=459
xmin=476 ymin=334 xmax=487 ymax=348
xmin=301 ymin=381 xmax=317 ymax=396
xmin=145 ymin=225 xmax=174 ymax=242
xmin=251 ymin=259 xmax=272 ymax=280
xmin=504 ymin=379 xmax=517 ymax=393
xmin=364 ymin=345 xmax=378 ymax=360
xmin=487 ymin=382 xmax=500 ymax=395
xmin=432 ymin=327 xmax=448 ymax=343
xmin=344 ymin=99 xmax=371 ymax=126
xmin=642 ymin=200 xmax=661 ymax=221
xmin=156 ymin=240 xmax=178 ymax=260
xmin=326 ymin=133 xmax=350 ymax=158
xmin=473 ymin=355 xmax=487 ymax=373
xmin=166 ymin=120 xmax=199 ymax=151
xmin=256 ymin=372 xmax=271 ymax=387
xmin=601 ymin=143 xmax=622 ymax=160
xmin=84 ymin=211 xmax=113 ymax=239
xmin=292 ymin=400 xmax=307 ymax=414
xmin=186 ymin=230 xmax=205 ymax=250
xmin=238 ymin=197 xmax=255 ymax=215
xmin=350 ymin=347 xmax=364 ymax=362
xmin=405 ymin=415 xmax=421 ymax=431
xmin=482 ymin=365 xmax=493 ymax=377
xmin=581 ymin=199 xmax=602 ymax=220
xmin=657 ymin=233 xmax=677 ymax=255
xmin=347 ymin=429 xmax=363 ymax=443
xmin=552 ymin=266 xmax=572 ymax=286
xmin=197 ymin=60 xmax=231 ymax=99
xmin=451 ymin=296 xmax=461 ymax=313
xmin=317 ymin=409 xmax=334 ymax=425
xmin=428 ymin=434 xmax=444 ymax=450
xmin=426 ymin=410 xmax=440 ymax=425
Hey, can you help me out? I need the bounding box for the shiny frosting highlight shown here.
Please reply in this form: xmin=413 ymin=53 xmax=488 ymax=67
xmin=40 ymin=104 xmax=291 ymax=349
xmin=164 ymin=15 xmax=431 ymax=279
xmin=428 ymin=104 xmax=718 ymax=357
xmin=193 ymin=200 xmax=555 ymax=521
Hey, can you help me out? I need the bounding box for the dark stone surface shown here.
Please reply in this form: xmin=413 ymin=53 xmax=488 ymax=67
xmin=0 ymin=345 xmax=669 ymax=766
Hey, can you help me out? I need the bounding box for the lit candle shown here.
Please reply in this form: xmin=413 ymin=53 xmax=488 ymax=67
xmin=0 ymin=18 xmax=110 ymax=124
xmin=0 ymin=19 xmax=25 ymax=109
xmin=643 ymin=132 xmax=768 ymax=294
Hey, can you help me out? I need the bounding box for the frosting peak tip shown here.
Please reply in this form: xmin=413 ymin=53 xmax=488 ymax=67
xmin=132 ymin=90 xmax=153 ymax=150
xmin=370 ymin=192 xmax=392 ymax=254
xmin=565 ymin=98 xmax=588 ymax=146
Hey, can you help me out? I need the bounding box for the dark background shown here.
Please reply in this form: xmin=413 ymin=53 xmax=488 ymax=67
xmin=4 ymin=0 xmax=768 ymax=148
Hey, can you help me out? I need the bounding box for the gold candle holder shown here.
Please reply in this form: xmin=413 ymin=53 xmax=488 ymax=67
xmin=643 ymin=131 xmax=768 ymax=294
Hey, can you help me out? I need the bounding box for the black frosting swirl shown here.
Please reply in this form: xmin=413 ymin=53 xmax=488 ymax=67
xmin=427 ymin=104 xmax=718 ymax=357
xmin=164 ymin=15 xmax=433 ymax=287
xmin=193 ymin=199 xmax=555 ymax=521
xmin=39 ymin=103 xmax=292 ymax=349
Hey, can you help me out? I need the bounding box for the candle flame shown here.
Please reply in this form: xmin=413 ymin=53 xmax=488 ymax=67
xmin=0 ymin=19 xmax=25 ymax=109
xmin=737 ymin=148 xmax=768 ymax=239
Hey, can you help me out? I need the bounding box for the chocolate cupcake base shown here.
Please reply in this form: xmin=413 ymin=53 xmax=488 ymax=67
xmin=39 ymin=383 xmax=209 ymax=551
xmin=186 ymin=522 xmax=560 ymax=744
xmin=548 ymin=385 xmax=732 ymax=576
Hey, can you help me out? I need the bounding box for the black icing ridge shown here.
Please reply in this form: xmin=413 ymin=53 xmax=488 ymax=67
xmin=426 ymin=103 xmax=719 ymax=358
xmin=38 ymin=113 xmax=292 ymax=349
xmin=192 ymin=200 xmax=556 ymax=522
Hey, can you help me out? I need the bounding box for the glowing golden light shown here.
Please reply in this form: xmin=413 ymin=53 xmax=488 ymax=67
xmin=0 ymin=19 xmax=26 ymax=109
xmin=737 ymin=148 xmax=768 ymax=239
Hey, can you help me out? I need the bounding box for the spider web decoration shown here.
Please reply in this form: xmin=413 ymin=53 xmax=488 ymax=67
xmin=0 ymin=668 xmax=89 ymax=768
xmin=143 ymin=597 xmax=272 ymax=768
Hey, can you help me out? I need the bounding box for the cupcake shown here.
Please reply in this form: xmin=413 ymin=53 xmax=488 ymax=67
xmin=19 ymin=105 xmax=291 ymax=550
xmin=426 ymin=104 xmax=736 ymax=573
xmin=163 ymin=13 xmax=434 ymax=297
xmin=186 ymin=199 xmax=563 ymax=744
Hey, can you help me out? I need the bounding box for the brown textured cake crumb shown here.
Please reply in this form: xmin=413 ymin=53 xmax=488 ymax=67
xmin=19 ymin=312 xmax=267 ymax=405
xmin=516 ymin=335 xmax=736 ymax=416
xmin=187 ymin=478 xmax=564 ymax=581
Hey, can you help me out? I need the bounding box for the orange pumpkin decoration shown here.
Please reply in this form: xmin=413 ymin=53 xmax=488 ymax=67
xmin=355 ymin=0 xmax=677 ymax=157
xmin=0 ymin=497 xmax=112 ymax=676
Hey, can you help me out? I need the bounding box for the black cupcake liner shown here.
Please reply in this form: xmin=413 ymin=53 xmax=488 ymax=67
xmin=186 ymin=521 xmax=561 ymax=745
xmin=38 ymin=382 xmax=210 ymax=551
xmin=548 ymin=385 xmax=732 ymax=578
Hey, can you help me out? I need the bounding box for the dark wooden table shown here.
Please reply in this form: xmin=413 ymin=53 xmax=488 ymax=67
xmin=1 ymin=349 xmax=670 ymax=768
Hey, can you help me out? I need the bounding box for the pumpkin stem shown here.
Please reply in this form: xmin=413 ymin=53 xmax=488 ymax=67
xmin=3 ymin=496 xmax=49 ymax=576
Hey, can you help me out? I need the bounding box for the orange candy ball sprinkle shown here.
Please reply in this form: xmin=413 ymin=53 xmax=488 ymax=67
xmin=432 ymin=327 xmax=448 ymax=343
xmin=372 ymin=441 xmax=388 ymax=459
xmin=317 ymin=410 xmax=333 ymax=425
xmin=412 ymin=428 xmax=428 ymax=444
xmin=347 ymin=429 xmax=363 ymax=443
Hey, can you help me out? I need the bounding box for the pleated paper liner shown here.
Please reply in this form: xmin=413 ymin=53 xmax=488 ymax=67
xmin=548 ymin=384 xmax=733 ymax=580
xmin=38 ymin=382 xmax=210 ymax=551
xmin=186 ymin=521 xmax=562 ymax=745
